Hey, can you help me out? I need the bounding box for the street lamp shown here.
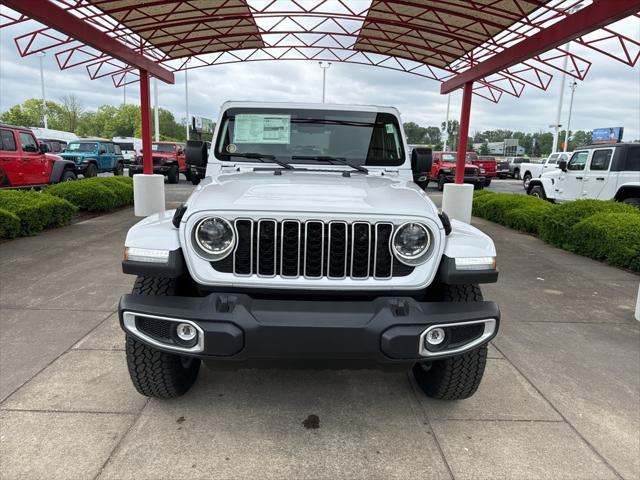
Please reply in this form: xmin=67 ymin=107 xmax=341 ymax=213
xmin=318 ymin=62 xmax=331 ymax=103
xmin=550 ymin=2 xmax=583 ymax=153
xmin=563 ymin=81 xmax=578 ymax=152
xmin=38 ymin=52 xmax=48 ymax=129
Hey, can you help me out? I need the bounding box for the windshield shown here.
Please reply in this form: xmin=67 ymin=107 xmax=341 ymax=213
xmin=67 ymin=142 xmax=97 ymax=153
xmin=215 ymin=108 xmax=405 ymax=167
xmin=152 ymin=143 xmax=175 ymax=153
xmin=116 ymin=142 xmax=134 ymax=151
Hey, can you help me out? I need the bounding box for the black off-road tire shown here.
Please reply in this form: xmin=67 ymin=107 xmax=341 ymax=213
xmin=60 ymin=169 xmax=76 ymax=182
xmin=191 ymin=173 xmax=201 ymax=185
xmin=622 ymin=197 xmax=640 ymax=208
xmin=84 ymin=163 xmax=98 ymax=178
xmin=437 ymin=174 xmax=446 ymax=191
xmin=128 ymin=168 xmax=135 ymax=177
xmin=484 ymin=178 xmax=491 ymax=187
xmin=529 ymin=185 xmax=546 ymax=199
xmin=183 ymin=169 xmax=191 ymax=181
xmin=413 ymin=284 xmax=488 ymax=400
xmin=167 ymin=165 xmax=180 ymax=184
xmin=114 ymin=162 xmax=124 ymax=176
xmin=125 ymin=276 xmax=201 ymax=398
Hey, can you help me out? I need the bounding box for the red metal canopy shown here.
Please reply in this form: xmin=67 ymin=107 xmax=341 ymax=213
xmin=1 ymin=0 xmax=638 ymax=180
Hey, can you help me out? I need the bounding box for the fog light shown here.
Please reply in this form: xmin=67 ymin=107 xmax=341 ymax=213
xmin=425 ymin=327 xmax=445 ymax=346
xmin=176 ymin=323 xmax=197 ymax=342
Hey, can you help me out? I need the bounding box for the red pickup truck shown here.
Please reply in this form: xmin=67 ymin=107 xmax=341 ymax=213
xmin=0 ymin=124 xmax=76 ymax=188
xmin=474 ymin=154 xmax=497 ymax=186
xmin=128 ymin=141 xmax=188 ymax=183
xmin=428 ymin=151 xmax=486 ymax=190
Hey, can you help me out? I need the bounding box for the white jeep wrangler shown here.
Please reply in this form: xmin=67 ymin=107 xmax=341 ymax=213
xmin=526 ymin=143 xmax=640 ymax=205
xmin=119 ymin=102 xmax=500 ymax=400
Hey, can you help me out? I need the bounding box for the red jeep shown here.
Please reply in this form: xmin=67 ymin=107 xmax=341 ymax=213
xmin=128 ymin=141 xmax=188 ymax=184
xmin=0 ymin=124 xmax=76 ymax=188
xmin=428 ymin=151 xmax=485 ymax=191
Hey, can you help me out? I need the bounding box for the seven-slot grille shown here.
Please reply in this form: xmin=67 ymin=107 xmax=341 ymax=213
xmin=210 ymin=219 xmax=414 ymax=279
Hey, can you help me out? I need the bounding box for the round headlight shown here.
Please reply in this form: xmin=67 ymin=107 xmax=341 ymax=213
xmin=392 ymin=222 xmax=432 ymax=265
xmin=194 ymin=217 xmax=235 ymax=259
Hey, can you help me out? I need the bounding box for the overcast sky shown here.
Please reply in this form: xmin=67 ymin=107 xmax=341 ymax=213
xmin=1 ymin=17 xmax=638 ymax=141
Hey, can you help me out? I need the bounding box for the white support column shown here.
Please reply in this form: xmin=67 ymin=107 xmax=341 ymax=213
xmin=133 ymin=174 xmax=165 ymax=217
xmin=442 ymin=183 xmax=474 ymax=224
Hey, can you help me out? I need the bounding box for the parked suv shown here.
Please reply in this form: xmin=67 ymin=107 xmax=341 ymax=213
xmin=119 ymin=101 xmax=500 ymax=400
xmin=61 ymin=139 xmax=124 ymax=177
xmin=128 ymin=141 xmax=188 ymax=183
xmin=0 ymin=124 xmax=76 ymax=187
xmin=428 ymin=151 xmax=485 ymax=190
xmin=527 ymin=143 xmax=640 ymax=205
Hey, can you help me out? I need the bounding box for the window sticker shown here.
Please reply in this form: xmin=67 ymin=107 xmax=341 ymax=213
xmin=385 ymin=124 xmax=395 ymax=134
xmin=233 ymin=114 xmax=291 ymax=144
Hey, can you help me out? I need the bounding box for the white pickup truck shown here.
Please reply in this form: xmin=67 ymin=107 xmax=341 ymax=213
xmin=521 ymin=152 xmax=572 ymax=190
xmin=526 ymin=143 xmax=640 ymax=206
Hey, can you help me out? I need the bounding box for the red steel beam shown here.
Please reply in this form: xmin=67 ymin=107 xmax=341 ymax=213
xmin=441 ymin=0 xmax=640 ymax=94
xmin=2 ymin=0 xmax=174 ymax=84
xmin=455 ymin=82 xmax=473 ymax=184
xmin=139 ymin=69 xmax=153 ymax=175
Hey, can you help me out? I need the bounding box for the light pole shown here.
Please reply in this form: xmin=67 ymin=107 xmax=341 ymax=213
xmin=318 ymin=62 xmax=331 ymax=103
xmin=153 ymin=77 xmax=160 ymax=142
xmin=184 ymin=66 xmax=190 ymax=140
xmin=38 ymin=52 xmax=48 ymax=129
xmin=443 ymin=94 xmax=451 ymax=151
xmin=563 ymin=81 xmax=578 ymax=152
xmin=550 ymin=2 xmax=583 ymax=153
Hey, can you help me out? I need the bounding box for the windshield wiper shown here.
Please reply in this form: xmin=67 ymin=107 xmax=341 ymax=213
xmin=291 ymin=155 xmax=368 ymax=174
xmin=226 ymin=152 xmax=295 ymax=170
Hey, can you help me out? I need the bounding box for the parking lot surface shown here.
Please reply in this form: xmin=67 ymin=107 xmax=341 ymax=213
xmin=1 ymin=181 xmax=638 ymax=480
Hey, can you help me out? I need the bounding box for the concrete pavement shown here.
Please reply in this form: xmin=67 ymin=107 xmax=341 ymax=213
xmin=1 ymin=182 xmax=638 ymax=480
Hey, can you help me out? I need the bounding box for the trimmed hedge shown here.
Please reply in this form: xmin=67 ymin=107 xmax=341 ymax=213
xmin=0 ymin=208 xmax=21 ymax=239
xmin=538 ymin=200 xmax=637 ymax=248
xmin=568 ymin=213 xmax=640 ymax=271
xmin=472 ymin=191 xmax=640 ymax=272
xmin=0 ymin=190 xmax=76 ymax=237
xmin=46 ymin=176 xmax=134 ymax=211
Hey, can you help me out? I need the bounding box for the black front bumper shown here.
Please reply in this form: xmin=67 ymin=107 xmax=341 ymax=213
xmin=119 ymin=293 xmax=499 ymax=366
xmin=443 ymin=174 xmax=486 ymax=186
xmin=128 ymin=164 xmax=172 ymax=174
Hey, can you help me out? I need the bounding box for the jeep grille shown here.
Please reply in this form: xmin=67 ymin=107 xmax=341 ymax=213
xmin=210 ymin=220 xmax=413 ymax=279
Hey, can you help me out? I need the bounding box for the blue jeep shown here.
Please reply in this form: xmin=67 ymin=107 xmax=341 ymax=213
xmin=61 ymin=139 xmax=125 ymax=177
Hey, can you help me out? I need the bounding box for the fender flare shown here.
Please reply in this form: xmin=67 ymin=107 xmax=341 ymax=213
xmin=49 ymin=159 xmax=76 ymax=183
xmin=527 ymin=177 xmax=555 ymax=199
xmin=614 ymin=183 xmax=640 ymax=201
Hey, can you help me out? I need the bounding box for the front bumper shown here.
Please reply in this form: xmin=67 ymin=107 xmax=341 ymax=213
xmin=128 ymin=164 xmax=172 ymax=174
xmin=443 ymin=174 xmax=486 ymax=186
xmin=119 ymin=293 xmax=499 ymax=366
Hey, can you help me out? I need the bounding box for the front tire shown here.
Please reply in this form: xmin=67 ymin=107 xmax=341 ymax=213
xmin=522 ymin=173 xmax=532 ymax=190
xmin=114 ymin=162 xmax=124 ymax=176
xmin=529 ymin=185 xmax=546 ymax=199
xmin=437 ymin=174 xmax=446 ymax=191
xmin=84 ymin=163 xmax=98 ymax=178
xmin=60 ymin=169 xmax=76 ymax=182
xmin=513 ymin=169 xmax=520 ymax=180
xmin=167 ymin=165 xmax=180 ymax=184
xmin=413 ymin=284 xmax=488 ymax=400
xmin=125 ymin=276 xmax=201 ymax=398
xmin=191 ymin=173 xmax=201 ymax=185
xmin=484 ymin=178 xmax=491 ymax=187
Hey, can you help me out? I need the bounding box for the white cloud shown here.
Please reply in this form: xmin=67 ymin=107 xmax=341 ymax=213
xmin=1 ymin=19 xmax=638 ymax=141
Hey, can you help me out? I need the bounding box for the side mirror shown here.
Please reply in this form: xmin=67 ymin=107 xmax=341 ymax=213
xmin=558 ymin=160 xmax=567 ymax=171
xmin=411 ymin=148 xmax=432 ymax=175
xmin=39 ymin=143 xmax=50 ymax=154
xmin=186 ymin=140 xmax=208 ymax=167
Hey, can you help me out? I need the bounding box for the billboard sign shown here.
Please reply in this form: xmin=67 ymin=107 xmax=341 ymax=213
xmin=592 ymin=127 xmax=623 ymax=144
xmin=191 ymin=116 xmax=215 ymax=133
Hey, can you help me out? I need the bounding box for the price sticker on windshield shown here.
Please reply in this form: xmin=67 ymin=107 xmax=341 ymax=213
xmin=233 ymin=114 xmax=291 ymax=144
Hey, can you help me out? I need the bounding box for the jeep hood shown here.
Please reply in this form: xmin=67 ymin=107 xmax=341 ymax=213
xmin=187 ymin=170 xmax=438 ymax=218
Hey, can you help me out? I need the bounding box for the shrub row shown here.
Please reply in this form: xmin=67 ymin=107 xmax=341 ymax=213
xmin=473 ymin=191 xmax=640 ymax=272
xmin=1 ymin=177 xmax=135 ymax=239
xmin=0 ymin=190 xmax=76 ymax=238
xmin=46 ymin=176 xmax=134 ymax=212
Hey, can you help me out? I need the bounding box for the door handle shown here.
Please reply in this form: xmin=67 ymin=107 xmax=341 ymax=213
xmin=575 ymin=176 xmax=583 ymax=180
xmin=596 ymin=177 xmax=605 ymax=181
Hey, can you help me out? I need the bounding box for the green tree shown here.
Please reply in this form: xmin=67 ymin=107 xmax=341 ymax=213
xmin=59 ymin=94 xmax=85 ymax=133
xmin=403 ymin=122 xmax=426 ymax=144
xmin=441 ymin=119 xmax=459 ymax=150
xmin=480 ymin=141 xmax=490 ymax=155
xmin=0 ymin=98 xmax=65 ymax=129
